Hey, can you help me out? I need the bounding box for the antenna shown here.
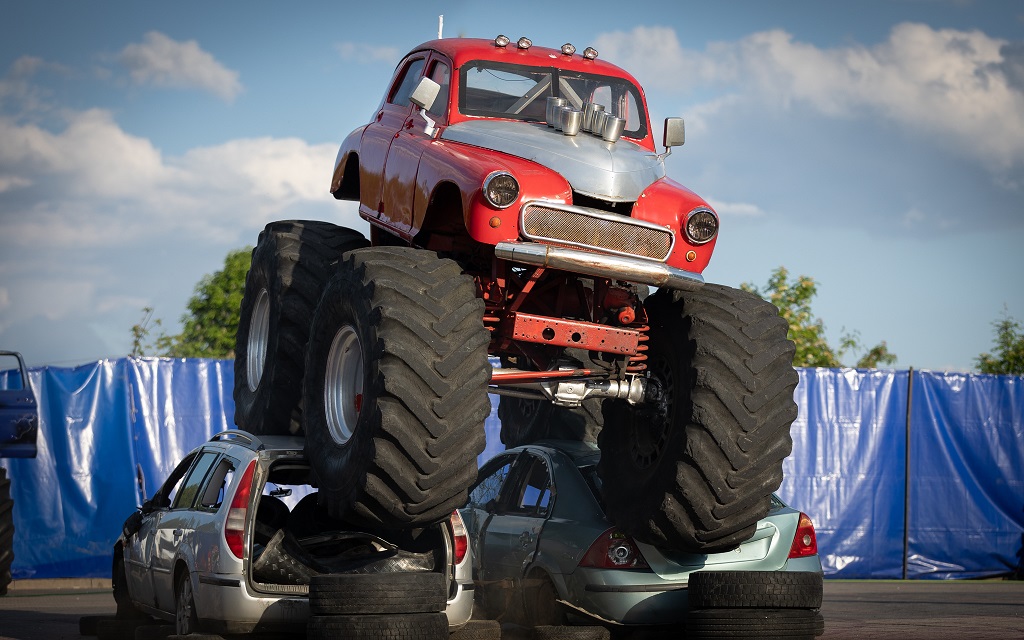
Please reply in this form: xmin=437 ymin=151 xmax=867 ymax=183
xmin=438 ymin=15 xmax=444 ymax=39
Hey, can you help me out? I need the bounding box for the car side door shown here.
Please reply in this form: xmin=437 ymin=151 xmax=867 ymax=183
xmin=358 ymin=55 xmax=424 ymax=223
xmin=478 ymin=453 xmax=553 ymax=616
xmin=149 ymin=450 xmax=220 ymax=614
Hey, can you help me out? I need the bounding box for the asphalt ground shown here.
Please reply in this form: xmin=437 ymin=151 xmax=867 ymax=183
xmin=0 ymin=579 xmax=1021 ymax=639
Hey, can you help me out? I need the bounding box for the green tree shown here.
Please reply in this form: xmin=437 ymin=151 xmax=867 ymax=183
xmin=742 ymin=266 xmax=897 ymax=368
xmin=975 ymin=310 xmax=1024 ymax=374
xmin=131 ymin=247 xmax=252 ymax=359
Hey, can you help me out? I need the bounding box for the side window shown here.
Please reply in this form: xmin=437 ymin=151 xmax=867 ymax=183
xmin=172 ymin=452 xmax=219 ymax=510
xmin=153 ymin=452 xmax=197 ymax=509
xmin=469 ymin=456 xmax=515 ymax=509
xmin=512 ymin=456 xmax=552 ymax=516
xmin=198 ymin=457 xmax=237 ymax=511
xmin=426 ymin=60 xmax=450 ymax=119
xmin=389 ymin=58 xmax=426 ymax=107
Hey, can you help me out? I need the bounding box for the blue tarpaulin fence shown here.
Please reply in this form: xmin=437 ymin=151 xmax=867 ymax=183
xmin=2 ymin=358 xmax=1021 ymax=580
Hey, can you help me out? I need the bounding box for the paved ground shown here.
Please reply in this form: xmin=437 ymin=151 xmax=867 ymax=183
xmin=0 ymin=578 xmax=1021 ymax=639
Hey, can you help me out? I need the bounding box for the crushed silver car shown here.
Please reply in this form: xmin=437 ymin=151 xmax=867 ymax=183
xmin=113 ymin=430 xmax=473 ymax=637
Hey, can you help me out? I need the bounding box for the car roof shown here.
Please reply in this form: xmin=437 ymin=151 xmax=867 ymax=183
xmin=515 ymin=439 xmax=601 ymax=467
xmin=204 ymin=430 xmax=305 ymax=456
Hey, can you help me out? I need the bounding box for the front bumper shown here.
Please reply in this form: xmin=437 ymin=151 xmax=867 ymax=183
xmin=495 ymin=242 xmax=704 ymax=291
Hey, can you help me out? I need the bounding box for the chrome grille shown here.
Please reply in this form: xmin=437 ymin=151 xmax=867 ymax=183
xmin=520 ymin=202 xmax=673 ymax=261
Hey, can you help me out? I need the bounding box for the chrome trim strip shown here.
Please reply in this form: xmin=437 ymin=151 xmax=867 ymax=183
xmin=495 ymin=242 xmax=704 ymax=291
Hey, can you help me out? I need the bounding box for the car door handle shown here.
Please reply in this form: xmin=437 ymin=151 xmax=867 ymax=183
xmin=173 ymin=529 xmax=183 ymax=538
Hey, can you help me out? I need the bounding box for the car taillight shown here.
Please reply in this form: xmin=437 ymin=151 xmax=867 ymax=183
xmin=224 ymin=460 xmax=256 ymax=559
xmin=579 ymin=528 xmax=649 ymax=569
xmin=451 ymin=510 xmax=469 ymax=565
xmin=788 ymin=512 xmax=818 ymax=559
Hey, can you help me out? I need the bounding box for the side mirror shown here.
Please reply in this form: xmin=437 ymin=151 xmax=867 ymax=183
xmin=140 ymin=499 xmax=154 ymax=514
xmin=123 ymin=510 xmax=144 ymax=538
xmin=410 ymin=77 xmax=441 ymax=111
xmin=663 ymin=117 xmax=685 ymax=149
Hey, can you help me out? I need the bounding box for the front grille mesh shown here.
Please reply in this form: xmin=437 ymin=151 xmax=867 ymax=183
xmin=521 ymin=204 xmax=672 ymax=261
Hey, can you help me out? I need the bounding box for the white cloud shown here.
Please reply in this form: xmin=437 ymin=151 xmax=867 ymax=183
xmin=335 ymin=42 xmax=401 ymax=65
xmin=707 ymin=199 xmax=766 ymax=217
xmin=596 ymin=23 xmax=1024 ymax=170
xmin=118 ymin=31 xmax=243 ymax=102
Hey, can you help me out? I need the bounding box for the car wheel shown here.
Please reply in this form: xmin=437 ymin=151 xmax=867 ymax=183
xmin=688 ymin=571 xmax=823 ymax=610
xmin=233 ymin=221 xmax=368 ymax=435
xmin=133 ymin=624 xmax=174 ymax=640
xmin=686 ymin=608 xmax=824 ymax=638
xmin=309 ymin=572 xmax=447 ymax=615
xmin=307 ymin=612 xmax=448 ymax=639
xmin=598 ymin=285 xmax=798 ymax=554
xmin=175 ymin=572 xmax=199 ymax=636
xmin=303 ymin=247 xmax=490 ymax=527
xmin=525 ymin=573 xmax=567 ymax=627
xmin=94 ymin=617 xmax=150 ymax=640
xmin=0 ymin=467 xmax=12 ymax=596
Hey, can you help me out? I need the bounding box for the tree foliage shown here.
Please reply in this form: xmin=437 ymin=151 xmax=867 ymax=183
xmin=131 ymin=247 xmax=251 ymax=358
xmin=975 ymin=311 xmax=1024 ymax=374
xmin=742 ymin=266 xmax=897 ymax=369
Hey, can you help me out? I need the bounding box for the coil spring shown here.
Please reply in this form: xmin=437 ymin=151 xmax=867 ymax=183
xmin=627 ymin=323 xmax=650 ymax=373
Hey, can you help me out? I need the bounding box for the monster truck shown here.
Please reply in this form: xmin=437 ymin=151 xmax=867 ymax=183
xmin=233 ymin=36 xmax=797 ymax=554
xmin=0 ymin=350 xmax=38 ymax=595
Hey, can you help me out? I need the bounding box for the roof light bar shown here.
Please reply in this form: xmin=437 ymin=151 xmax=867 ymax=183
xmin=583 ymin=47 xmax=599 ymax=60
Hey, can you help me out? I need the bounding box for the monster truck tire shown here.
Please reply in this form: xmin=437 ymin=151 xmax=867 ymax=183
xmin=303 ymin=247 xmax=490 ymax=527
xmin=309 ymin=572 xmax=446 ymax=614
xmin=307 ymin=613 xmax=448 ymax=640
xmin=450 ymin=620 xmax=502 ymax=640
xmin=498 ymin=396 xmax=603 ymax=448
xmin=0 ymin=467 xmax=12 ymax=596
xmin=688 ymin=571 xmax=823 ymax=610
xmin=598 ymin=284 xmax=798 ymax=554
xmin=533 ymin=626 xmax=611 ymax=640
xmin=233 ymin=221 xmax=368 ymax=435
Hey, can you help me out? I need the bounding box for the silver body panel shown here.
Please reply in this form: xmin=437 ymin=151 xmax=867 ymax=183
xmin=441 ymin=120 xmax=666 ymax=202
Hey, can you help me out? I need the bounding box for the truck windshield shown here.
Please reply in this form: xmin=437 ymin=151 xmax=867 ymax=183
xmin=459 ymin=60 xmax=647 ymax=139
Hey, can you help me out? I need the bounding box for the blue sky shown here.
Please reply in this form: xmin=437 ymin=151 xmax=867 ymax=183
xmin=1 ymin=1 xmax=1022 ymax=371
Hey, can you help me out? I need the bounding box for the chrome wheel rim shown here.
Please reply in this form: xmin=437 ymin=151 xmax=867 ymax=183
xmin=324 ymin=324 xmax=362 ymax=446
xmin=246 ymin=288 xmax=270 ymax=392
xmin=176 ymin=577 xmax=194 ymax=634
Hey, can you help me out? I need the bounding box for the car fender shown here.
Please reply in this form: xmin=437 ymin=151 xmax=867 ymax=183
xmin=330 ymin=126 xmax=368 ymax=199
xmin=412 ymin=140 xmax=572 ymax=245
xmin=631 ymin=176 xmax=718 ymax=272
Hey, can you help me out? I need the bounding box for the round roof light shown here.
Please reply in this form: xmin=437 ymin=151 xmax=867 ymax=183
xmin=517 ymin=37 xmax=532 ymax=50
xmin=583 ymin=47 xmax=599 ymax=60
xmin=561 ymin=43 xmax=576 ymax=56
xmin=494 ymin=34 xmax=510 ymax=48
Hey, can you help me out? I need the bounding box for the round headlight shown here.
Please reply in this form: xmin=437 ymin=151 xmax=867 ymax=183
xmin=684 ymin=207 xmax=718 ymax=244
xmin=483 ymin=172 xmax=519 ymax=209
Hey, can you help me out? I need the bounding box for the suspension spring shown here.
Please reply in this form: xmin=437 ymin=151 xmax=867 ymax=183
xmin=627 ymin=323 xmax=649 ymax=373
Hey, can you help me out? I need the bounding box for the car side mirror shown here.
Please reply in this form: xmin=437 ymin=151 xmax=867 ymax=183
xmin=410 ymin=77 xmax=440 ymax=112
xmin=123 ymin=510 xmax=144 ymax=538
xmin=663 ymin=117 xmax=685 ymax=149
xmin=140 ymin=499 xmax=154 ymax=514
xmin=410 ymin=77 xmax=441 ymax=137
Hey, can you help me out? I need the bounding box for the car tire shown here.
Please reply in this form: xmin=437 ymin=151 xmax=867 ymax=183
xmin=498 ymin=396 xmax=603 ymax=448
xmin=685 ymin=608 xmax=824 ymax=638
xmin=533 ymin=625 xmax=611 ymax=640
xmin=303 ymin=247 xmax=490 ymax=527
xmin=309 ymin=572 xmax=446 ymax=615
xmin=0 ymin=467 xmax=12 ymax=596
xmin=234 ymin=221 xmax=368 ymax=435
xmin=525 ymin=572 xmax=567 ymax=627
xmin=449 ymin=620 xmax=502 ymax=640
xmin=80 ymin=614 xmax=119 ymax=636
xmin=175 ymin=573 xmax=199 ymax=636
xmin=598 ymin=284 xmax=798 ymax=554
xmin=133 ymin=624 xmax=174 ymax=640
xmin=307 ymin=612 xmax=448 ymax=640
xmin=688 ymin=571 xmax=823 ymax=610
xmin=95 ymin=618 xmax=149 ymax=640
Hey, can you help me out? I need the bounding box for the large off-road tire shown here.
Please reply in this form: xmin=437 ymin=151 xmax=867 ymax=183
xmin=0 ymin=467 xmax=13 ymax=596
xmin=498 ymin=396 xmax=603 ymax=448
xmin=303 ymin=247 xmax=490 ymax=527
xmin=233 ymin=221 xmax=368 ymax=435
xmin=685 ymin=608 xmax=824 ymax=638
xmin=598 ymin=284 xmax=798 ymax=554
xmin=307 ymin=613 xmax=448 ymax=640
